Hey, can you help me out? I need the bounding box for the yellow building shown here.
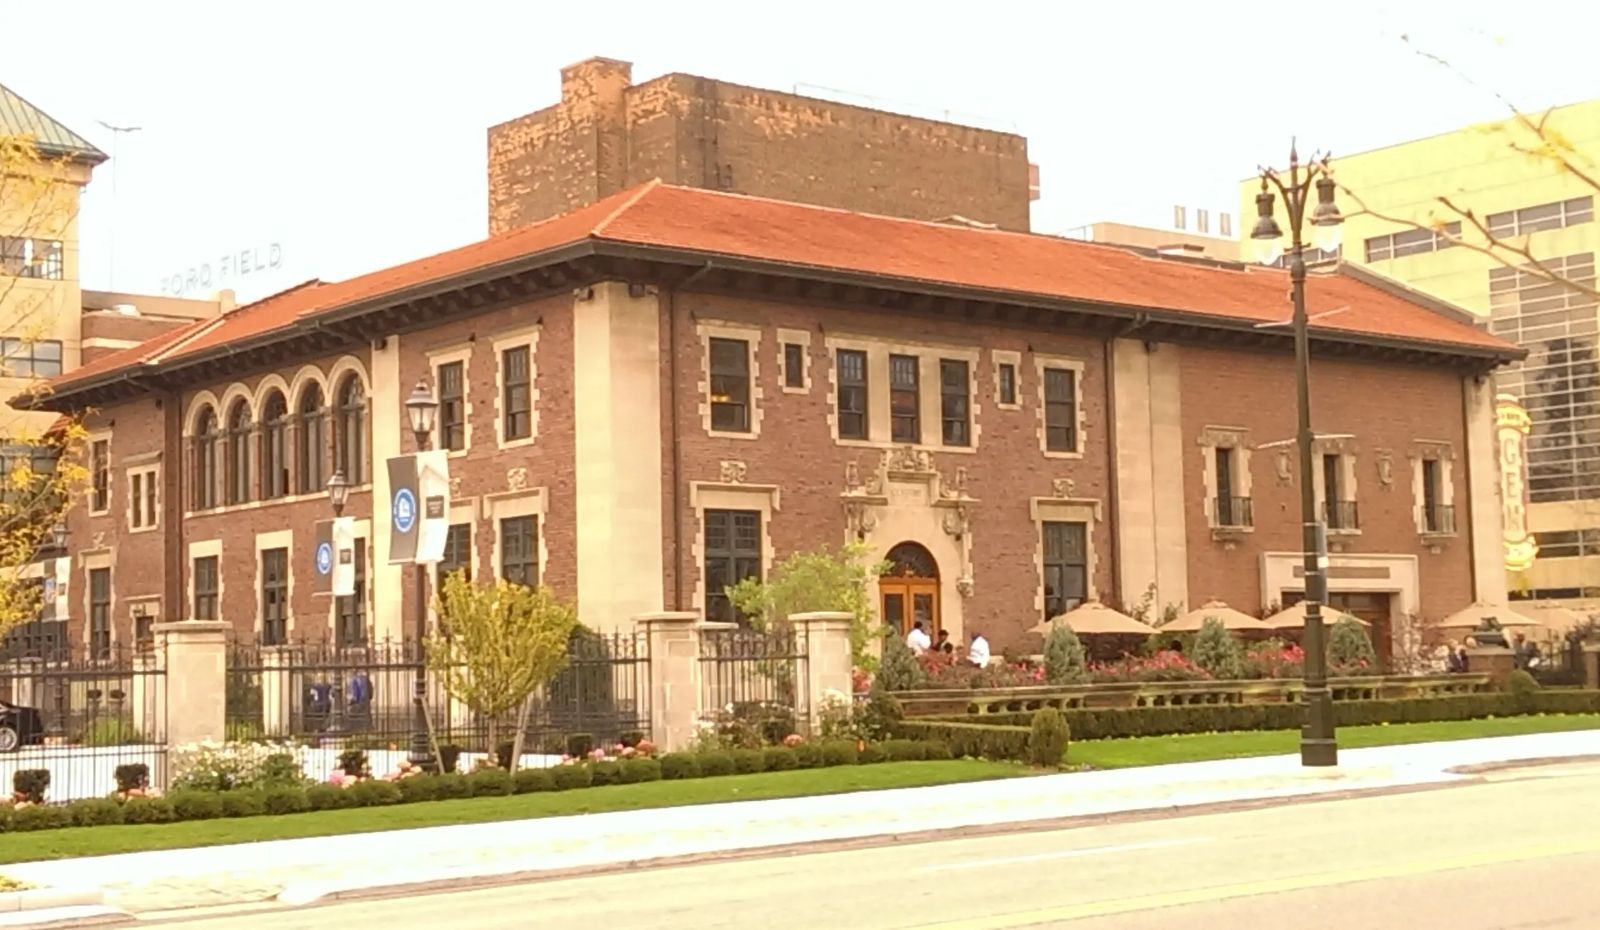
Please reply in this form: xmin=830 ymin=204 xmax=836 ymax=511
xmin=1237 ymin=98 xmax=1600 ymax=608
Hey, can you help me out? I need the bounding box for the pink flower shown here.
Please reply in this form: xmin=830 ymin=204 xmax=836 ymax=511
xmin=783 ymin=733 xmax=804 ymax=747
xmin=327 ymin=769 xmax=346 ymax=785
xmin=589 ymin=748 xmax=608 ymax=761
xmin=636 ymin=740 xmax=656 ymax=756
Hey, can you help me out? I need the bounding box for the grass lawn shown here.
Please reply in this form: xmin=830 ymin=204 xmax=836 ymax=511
xmin=0 ymin=760 xmax=1025 ymax=864
xmin=1070 ymin=714 xmax=1600 ymax=770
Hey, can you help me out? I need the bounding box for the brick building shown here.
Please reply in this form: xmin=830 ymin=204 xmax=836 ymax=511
xmin=488 ymin=57 xmax=1034 ymax=236
xmin=20 ymin=182 xmax=1517 ymax=659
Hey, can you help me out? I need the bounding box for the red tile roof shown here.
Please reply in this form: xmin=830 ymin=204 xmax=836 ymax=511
xmin=44 ymin=180 xmax=1514 ymax=398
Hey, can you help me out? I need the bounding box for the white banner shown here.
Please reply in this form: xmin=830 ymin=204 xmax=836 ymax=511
xmin=331 ymin=516 xmax=357 ymax=597
xmin=415 ymin=449 xmax=451 ymax=565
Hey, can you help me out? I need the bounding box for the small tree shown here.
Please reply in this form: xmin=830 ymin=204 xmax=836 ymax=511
xmin=1191 ymin=618 xmax=1244 ymax=680
xmin=1327 ymin=617 xmax=1378 ymax=674
xmin=726 ymin=541 xmax=889 ymax=670
xmin=1043 ymin=623 xmax=1088 ymax=686
xmin=428 ymin=573 xmax=579 ymax=771
xmin=874 ymin=631 xmax=924 ymax=692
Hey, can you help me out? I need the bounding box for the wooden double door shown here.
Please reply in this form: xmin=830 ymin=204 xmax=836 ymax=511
xmin=881 ymin=542 xmax=940 ymax=638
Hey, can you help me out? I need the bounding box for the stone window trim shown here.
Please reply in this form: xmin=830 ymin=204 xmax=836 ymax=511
xmin=125 ymin=463 xmax=160 ymax=535
xmin=127 ymin=596 xmax=160 ymax=651
xmin=697 ymin=319 xmax=764 ymax=441
xmin=429 ymin=504 xmax=478 ymax=626
xmin=776 ymin=327 xmax=812 ymax=394
xmin=187 ymin=539 xmax=222 ymax=622
xmin=492 ymin=326 xmax=540 ymax=450
xmin=689 ymin=480 xmax=781 ymax=621
xmin=1197 ymin=425 xmax=1254 ymax=538
xmin=481 ymin=488 xmax=548 ymax=592
xmin=254 ymin=529 xmax=294 ymax=644
xmin=78 ymin=549 xmax=114 ymax=658
xmin=822 ymin=335 xmax=981 ymax=454
xmin=428 ymin=342 xmax=475 ymax=457
xmin=86 ymin=430 xmax=112 ymax=516
xmin=1034 ymin=355 xmax=1087 ymax=460
xmin=1409 ymin=440 xmax=1458 ymax=539
xmin=1311 ymin=437 xmax=1361 ymax=537
xmin=1028 ymin=495 xmax=1101 ymax=623
xmin=992 ymin=350 xmax=1023 ymax=409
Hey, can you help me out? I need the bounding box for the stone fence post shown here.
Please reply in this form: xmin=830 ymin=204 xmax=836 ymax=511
xmin=1583 ymin=644 xmax=1599 ymax=691
xmin=1466 ymin=645 xmax=1515 ymax=688
xmin=793 ymin=611 xmax=855 ymax=733
xmin=155 ymin=621 xmax=229 ymax=747
xmin=637 ymin=612 xmax=702 ymax=752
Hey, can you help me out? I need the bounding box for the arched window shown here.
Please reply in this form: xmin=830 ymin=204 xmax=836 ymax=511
xmin=296 ymin=382 xmax=326 ymax=494
xmin=335 ymin=375 xmax=366 ymax=485
xmin=260 ymin=391 xmax=289 ymax=500
xmin=192 ymin=406 xmax=219 ymax=510
xmin=225 ymin=399 xmax=253 ymax=505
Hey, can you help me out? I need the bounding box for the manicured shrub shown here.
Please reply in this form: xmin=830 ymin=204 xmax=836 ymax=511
xmin=793 ymin=743 xmax=824 ymax=769
xmin=820 ymin=740 xmax=859 ymax=767
xmin=566 ymin=733 xmax=595 ymax=758
xmin=696 ymin=751 xmax=735 ymax=777
xmin=434 ymin=774 xmax=472 ymax=800
xmin=1191 ymin=619 xmax=1244 ymax=681
xmin=121 ymin=796 xmax=176 ymax=825
xmin=1328 ymin=618 xmax=1379 ymax=674
xmin=1027 ymin=708 xmax=1070 ymax=768
xmin=169 ymin=790 xmax=224 ymax=821
xmin=12 ymin=804 xmax=71 ymax=832
xmin=551 ymin=764 xmax=593 ymax=791
xmin=219 ymin=789 xmax=266 ymax=818
xmin=259 ymin=752 xmax=306 ymax=787
xmin=856 ymin=690 xmax=905 ymax=742
xmin=69 ymin=798 xmax=124 ymax=827
xmin=1508 ymin=669 xmax=1540 ymax=698
xmin=467 ymin=768 xmax=514 ymax=798
xmin=589 ymin=760 xmax=622 ymax=787
xmin=922 ymin=740 xmax=954 ymax=761
xmin=1043 ymin=623 xmax=1089 ymax=685
xmin=263 ymin=786 xmax=309 ymax=815
xmin=895 ymin=721 xmax=1030 ymax=761
xmin=114 ymin=763 xmax=150 ymax=794
xmin=876 ymin=633 xmax=925 ymax=691
xmin=336 ymin=749 xmax=371 ymax=779
xmin=882 ymin=739 xmax=928 ymax=762
xmin=513 ymin=768 xmax=556 ymax=794
xmin=397 ymin=775 xmax=442 ymax=803
xmin=0 ymin=804 xmax=12 ymax=833
xmin=659 ymin=752 xmax=701 ymax=780
xmin=12 ymin=769 xmax=49 ymax=804
xmin=730 ymin=749 xmax=766 ymax=775
xmin=348 ymin=779 xmax=402 ymax=807
xmin=620 ymin=758 xmax=662 ymax=784
xmin=306 ymin=784 xmax=348 ymax=811
xmin=762 ymin=747 xmax=799 ymax=772
xmin=858 ymin=742 xmax=887 ymax=764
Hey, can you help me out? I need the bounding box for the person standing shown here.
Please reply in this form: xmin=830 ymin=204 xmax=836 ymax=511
xmin=906 ymin=620 xmax=932 ymax=656
xmin=967 ymin=631 xmax=991 ymax=667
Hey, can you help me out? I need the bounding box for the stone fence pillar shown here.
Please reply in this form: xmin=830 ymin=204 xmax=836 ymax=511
xmin=1466 ymin=645 xmax=1515 ymax=688
xmin=794 ymin=611 xmax=855 ymax=733
xmin=637 ymin=612 xmax=702 ymax=752
xmin=261 ymin=646 xmax=294 ymax=737
xmin=155 ymin=621 xmax=229 ymax=747
xmin=1583 ymin=644 xmax=1600 ymax=691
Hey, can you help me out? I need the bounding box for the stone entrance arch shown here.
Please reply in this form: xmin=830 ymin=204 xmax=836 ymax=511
xmin=882 ymin=542 xmax=940 ymax=636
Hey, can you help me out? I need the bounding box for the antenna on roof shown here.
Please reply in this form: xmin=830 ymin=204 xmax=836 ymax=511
xmin=97 ymin=120 xmax=142 ymax=290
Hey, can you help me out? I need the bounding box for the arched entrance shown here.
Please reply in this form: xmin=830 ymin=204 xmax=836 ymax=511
xmin=881 ymin=542 xmax=940 ymax=638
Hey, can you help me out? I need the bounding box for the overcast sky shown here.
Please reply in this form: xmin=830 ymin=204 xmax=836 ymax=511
xmin=4 ymin=0 xmax=1598 ymax=304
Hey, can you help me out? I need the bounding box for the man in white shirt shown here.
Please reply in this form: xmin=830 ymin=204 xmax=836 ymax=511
xmin=967 ymin=631 xmax=991 ymax=667
xmin=906 ymin=621 xmax=932 ymax=655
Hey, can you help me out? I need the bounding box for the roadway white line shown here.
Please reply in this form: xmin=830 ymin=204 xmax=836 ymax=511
xmin=919 ymin=837 xmax=1208 ymax=873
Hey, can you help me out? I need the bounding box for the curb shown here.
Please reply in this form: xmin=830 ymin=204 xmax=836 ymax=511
xmin=0 ymin=889 xmax=104 ymax=914
xmin=0 ymin=905 xmax=129 ymax=928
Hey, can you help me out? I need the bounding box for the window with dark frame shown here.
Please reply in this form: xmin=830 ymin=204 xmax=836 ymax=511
xmin=0 ymin=338 xmax=63 ymax=378
xmin=438 ymin=360 xmax=466 ymax=451
xmin=889 ymin=354 xmax=920 ymax=443
xmin=335 ymin=538 xmax=367 ymax=647
xmin=998 ymin=362 xmax=1018 ymax=406
xmin=500 ymin=516 xmax=538 ymax=587
xmin=1044 ymin=368 xmax=1078 ymax=452
xmin=1041 ymin=521 xmax=1087 ymax=623
xmin=502 ymin=346 xmax=532 ymax=441
xmin=90 ymin=439 xmax=109 ymax=511
xmin=0 ymin=237 xmax=64 ymax=280
xmin=260 ymin=391 xmax=289 ymax=500
xmin=1214 ymin=446 xmax=1249 ymax=528
xmin=193 ymin=407 xmax=219 ymax=509
xmin=130 ymin=470 xmax=158 ymax=529
xmin=261 ymin=547 xmax=289 ymax=646
xmin=226 ymin=401 xmax=252 ymax=505
xmin=89 ymin=567 xmax=111 ymax=661
xmin=704 ymin=508 xmax=761 ymax=624
xmin=336 ymin=377 xmax=366 ymax=484
xmin=940 ymin=359 xmax=970 ymax=446
xmin=783 ymin=342 xmax=805 ymax=389
xmin=1422 ymin=458 xmax=1447 ymax=533
xmin=836 ymin=349 xmax=868 ymax=439
xmin=708 ymin=338 xmax=751 ymax=432
xmin=1486 ymin=197 xmax=1593 ymax=238
xmin=437 ymin=523 xmax=472 ymax=589
xmin=1364 ymin=222 xmax=1462 ymax=262
xmin=193 ymin=556 xmax=219 ymax=621
xmin=296 ymin=384 xmax=325 ymax=494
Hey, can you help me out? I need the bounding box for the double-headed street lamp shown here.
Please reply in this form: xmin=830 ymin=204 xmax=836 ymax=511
xmin=1250 ymin=142 xmax=1345 ymax=768
xmin=404 ymin=378 xmax=440 ymax=769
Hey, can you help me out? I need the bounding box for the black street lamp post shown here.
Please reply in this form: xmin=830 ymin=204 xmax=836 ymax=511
xmin=325 ymin=469 xmax=350 ymax=735
xmin=404 ymin=379 xmax=440 ymax=770
xmin=1250 ymin=142 xmax=1345 ymax=768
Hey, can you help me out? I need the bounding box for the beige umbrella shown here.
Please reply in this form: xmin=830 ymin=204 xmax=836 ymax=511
xmin=1262 ymin=601 xmax=1370 ymax=630
xmin=1163 ymin=599 xmax=1273 ymax=633
xmin=1437 ymin=601 xmax=1541 ymax=630
xmin=1029 ymin=601 xmax=1155 ymax=637
xmin=1518 ymin=602 xmax=1587 ymax=634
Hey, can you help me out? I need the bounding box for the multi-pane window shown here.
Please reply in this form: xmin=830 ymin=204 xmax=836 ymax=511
xmin=708 ymin=338 xmax=751 ymax=433
xmin=502 ymin=346 xmax=532 ymax=441
xmin=260 ymin=391 xmax=289 ymax=500
xmin=1364 ymin=224 xmax=1461 ymax=262
xmin=0 ymin=338 xmax=62 ymax=377
xmin=260 ymin=548 xmax=289 ymax=645
xmin=1214 ymin=447 xmax=1251 ymax=528
xmin=0 ymin=237 xmax=64 ymax=280
xmin=1272 ymin=245 xmax=1342 ymax=267
xmin=997 ymin=362 xmax=1018 ymax=406
xmin=1533 ymin=528 xmax=1600 ymax=558
xmin=1421 ymin=458 xmax=1453 ymax=534
xmin=193 ymin=555 xmax=219 ymax=621
xmin=1487 ymin=253 xmax=1600 ymax=502
xmin=336 ymin=376 xmax=366 ymax=484
xmin=438 ymin=360 xmax=465 ymax=451
xmin=226 ymin=400 xmax=252 ymax=505
xmin=704 ymin=509 xmax=761 ymax=624
xmin=939 ymin=359 xmax=970 ymax=446
xmin=193 ymin=407 xmax=219 ymax=509
xmin=1323 ymin=454 xmax=1358 ymax=530
xmin=1041 ymin=521 xmax=1087 ymax=623
xmin=836 ymin=349 xmax=868 ymax=440
xmin=1486 ymin=197 xmax=1593 ymax=238
xmin=1043 ymin=368 xmax=1078 ymax=452
xmin=889 ymin=354 xmax=920 ymax=443
xmin=437 ymin=523 xmax=472 ymax=589
xmin=89 ymin=568 xmax=111 ymax=661
xmin=783 ymin=343 xmax=804 ymax=389
xmin=90 ymin=439 xmax=109 ymax=512
xmin=500 ymin=516 xmax=538 ymax=587
xmin=335 ymin=538 xmax=367 ymax=647
xmin=296 ymin=384 xmax=325 ymax=494
xmin=129 ymin=467 xmax=158 ymax=529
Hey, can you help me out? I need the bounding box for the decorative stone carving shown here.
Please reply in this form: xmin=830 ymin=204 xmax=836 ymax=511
xmin=956 ymin=577 xmax=975 ymax=598
xmin=449 ymin=476 xmax=462 ymax=499
xmin=1051 ymin=477 xmax=1075 ymax=498
xmin=91 ymin=531 xmax=105 ymax=549
xmin=1275 ymin=449 xmax=1293 ymax=486
xmin=719 ymin=460 xmax=748 ymax=484
xmin=1375 ymin=451 xmax=1395 ymax=490
xmin=506 ymin=467 xmax=528 ymax=492
xmin=884 ymin=446 xmax=934 ymax=475
xmin=842 ymin=499 xmax=878 ymax=539
xmin=941 ymin=504 xmax=971 ymax=539
xmin=844 ymin=460 xmax=860 ymax=490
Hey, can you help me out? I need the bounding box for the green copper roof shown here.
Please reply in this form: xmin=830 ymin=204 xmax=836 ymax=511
xmin=0 ymin=82 xmax=106 ymax=164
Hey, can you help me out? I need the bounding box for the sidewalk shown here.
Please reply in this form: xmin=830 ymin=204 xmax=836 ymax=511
xmin=7 ymin=729 xmax=1599 ymax=915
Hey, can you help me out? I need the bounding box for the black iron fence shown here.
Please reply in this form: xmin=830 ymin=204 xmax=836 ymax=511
xmin=699 ymin=625 xmax=810 ymax=743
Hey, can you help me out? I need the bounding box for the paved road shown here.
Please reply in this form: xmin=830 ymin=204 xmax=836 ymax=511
xmin=143 ymin=761 xmax=1600 ymax=930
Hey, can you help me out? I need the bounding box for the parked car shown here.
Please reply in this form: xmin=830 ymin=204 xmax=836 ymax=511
xmin=0 ymin=699 xmax=43 ymax=752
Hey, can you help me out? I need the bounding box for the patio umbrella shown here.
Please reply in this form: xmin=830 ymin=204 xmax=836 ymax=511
xmin=1162 ymin=599 xmax=1273 ymax=634
xmin=1029 ymin=601 xmax=1155 ymax=637
xmin=1518 ymin=602 xmax=1587 ymax=633
xmin=1262 ymin=601 xmax=1370 ymax=630
xmin=1436 ymin=601 xmax=1541 ymax=630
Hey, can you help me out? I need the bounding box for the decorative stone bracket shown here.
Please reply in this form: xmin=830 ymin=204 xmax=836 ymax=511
xmin=842 ymin=448 xmax=979 ymax=597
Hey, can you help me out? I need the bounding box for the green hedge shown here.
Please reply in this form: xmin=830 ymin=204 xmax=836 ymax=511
xmin=894 ymin=721 xmax=1032 ymax=762
xmin=924 ymin=691 xmax=1600 ymax=741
